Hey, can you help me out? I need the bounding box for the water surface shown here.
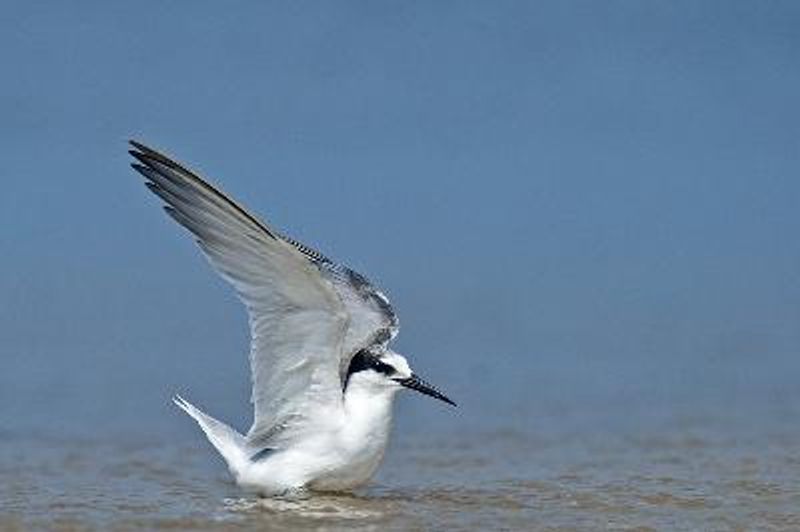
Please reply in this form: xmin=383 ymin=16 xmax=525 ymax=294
xmin=4 ymin=401 xmax=799 ymax=531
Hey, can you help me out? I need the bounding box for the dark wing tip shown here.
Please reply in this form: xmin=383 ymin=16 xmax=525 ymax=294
xmin=126 ymin=139 xmax=280 ymax=241
xmin=130 ymin=161 xmax=150 ymax=175
xmin=127 ymin=141 xmax=184 ymax=174
xmin=129 ymin=139 xmax=149 ymax=152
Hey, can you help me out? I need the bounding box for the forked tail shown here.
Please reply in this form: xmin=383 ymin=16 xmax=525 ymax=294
xmin=173 ymin=395 xmax=248 ymax=476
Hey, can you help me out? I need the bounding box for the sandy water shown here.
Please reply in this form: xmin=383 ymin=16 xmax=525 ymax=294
xmin=3 ymin=404 xmax=800 ymax=531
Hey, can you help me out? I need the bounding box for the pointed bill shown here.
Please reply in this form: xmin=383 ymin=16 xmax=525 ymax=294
xmin=396 ymin=374 xmax=456 ymax=406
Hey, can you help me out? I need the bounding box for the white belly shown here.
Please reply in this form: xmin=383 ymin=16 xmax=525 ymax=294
xmin=308 ymin=416 xmax=392 ymax=491
xmin=239 ymin=383 xmax=397 ymax=495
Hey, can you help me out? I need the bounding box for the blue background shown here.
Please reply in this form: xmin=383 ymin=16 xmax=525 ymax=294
xmin=1 ymin=2 xmax=798 ymax=440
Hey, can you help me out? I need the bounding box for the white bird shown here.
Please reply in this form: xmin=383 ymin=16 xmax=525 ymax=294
xmin=129 ymin=141 xmax=455 ymax=495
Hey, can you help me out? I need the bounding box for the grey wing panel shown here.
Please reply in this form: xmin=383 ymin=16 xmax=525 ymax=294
xmin=129 ymin=141 xmax=348 ymax=442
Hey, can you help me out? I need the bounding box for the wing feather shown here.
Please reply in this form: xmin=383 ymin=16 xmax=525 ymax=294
xmin=129 ymin=141 xmax=400 ymax=446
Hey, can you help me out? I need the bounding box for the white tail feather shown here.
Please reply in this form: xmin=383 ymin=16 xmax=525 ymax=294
xmin=173 ymin=394 xmax=248 ymax=476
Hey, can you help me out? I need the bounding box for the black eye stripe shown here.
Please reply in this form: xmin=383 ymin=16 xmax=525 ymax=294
xmin=344 ymin=350 xmax=396 ymax=389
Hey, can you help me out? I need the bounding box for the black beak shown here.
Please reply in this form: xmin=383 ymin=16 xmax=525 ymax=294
xmin=395 ymin=374 xmax=456 ymax=407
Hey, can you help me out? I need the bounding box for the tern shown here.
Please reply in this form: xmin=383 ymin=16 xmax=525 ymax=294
xmin=128 ymin=141 xmax=455 ymax=495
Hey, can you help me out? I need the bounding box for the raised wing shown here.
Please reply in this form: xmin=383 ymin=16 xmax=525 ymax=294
xmin=131 ymin=141 xmax=350 ymax=445
xmin=129 ymin=141 xmax=399 ymax=447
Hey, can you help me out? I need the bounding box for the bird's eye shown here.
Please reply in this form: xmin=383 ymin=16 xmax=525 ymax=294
xmin=372 ymin=360 xmax=394 ymax=375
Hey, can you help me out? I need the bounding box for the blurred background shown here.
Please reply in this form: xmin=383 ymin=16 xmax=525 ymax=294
xmin=1 ymin=1 xmax=798 ymax=447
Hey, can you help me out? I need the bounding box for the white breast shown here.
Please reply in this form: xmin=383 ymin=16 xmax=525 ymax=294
xmin=307 ymin=376 xmax=398 ymax=491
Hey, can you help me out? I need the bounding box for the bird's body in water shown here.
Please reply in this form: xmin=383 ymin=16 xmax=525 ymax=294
xmin=129 ymin=142 xmax=455 ymax=496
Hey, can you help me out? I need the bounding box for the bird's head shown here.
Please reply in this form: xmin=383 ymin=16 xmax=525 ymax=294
xmin=345 ymin=349 xmax=456 ymax=407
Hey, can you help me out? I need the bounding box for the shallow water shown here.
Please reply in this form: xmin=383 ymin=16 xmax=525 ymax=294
xmin=3 ymin=407 xmax=800 ymax=531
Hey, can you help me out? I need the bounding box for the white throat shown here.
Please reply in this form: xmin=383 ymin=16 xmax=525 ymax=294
xmin=342 ymin=372 xmax=400 ymax=430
